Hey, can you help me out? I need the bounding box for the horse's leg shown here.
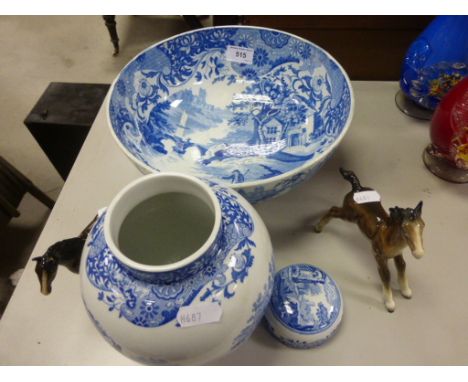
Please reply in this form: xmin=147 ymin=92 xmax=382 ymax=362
xmin=376 ymin=256 xmax=395 ymax=312
xmin=314 ymin=206 xmax=345 ymax=233
xmin=394 ymin=254 xmax=412 ymax=299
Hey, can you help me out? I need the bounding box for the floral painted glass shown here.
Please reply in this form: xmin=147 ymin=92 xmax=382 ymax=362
xmin=398 ymin=16 xmax=468 ymax=117
xmin=423 ymin=76 xmax=468 ymax=182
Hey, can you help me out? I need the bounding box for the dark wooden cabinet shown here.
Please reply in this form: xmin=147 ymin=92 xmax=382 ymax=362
xmin=214 ymin=16 xmax=435 ymax=80
xmin=24 ymin=83 xmax=110 ymax=180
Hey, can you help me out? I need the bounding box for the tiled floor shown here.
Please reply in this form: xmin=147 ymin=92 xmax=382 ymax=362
xmin=0 ymin=15 xmax=212 ymax=317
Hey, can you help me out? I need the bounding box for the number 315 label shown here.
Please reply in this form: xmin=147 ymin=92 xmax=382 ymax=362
xmin=226 ymin=45 xmax=254 ymax=65
xmin=176 ymin=303 xmax=223 ymax=328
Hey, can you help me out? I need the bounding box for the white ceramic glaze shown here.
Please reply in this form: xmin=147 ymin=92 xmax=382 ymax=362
xmin=80 ymin=173 xmax=274 ymax=365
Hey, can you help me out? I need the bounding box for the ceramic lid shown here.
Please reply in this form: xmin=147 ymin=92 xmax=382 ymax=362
xmin=264 ymin=263 xmax=343 ymax=349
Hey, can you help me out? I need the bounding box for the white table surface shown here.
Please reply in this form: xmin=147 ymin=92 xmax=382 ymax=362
xmin=1 ymin=81 xmax=467 ymax=366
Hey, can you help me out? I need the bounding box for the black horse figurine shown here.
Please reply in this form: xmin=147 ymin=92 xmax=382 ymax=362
xmin=32 ymin=215 xmax=97 ymax=295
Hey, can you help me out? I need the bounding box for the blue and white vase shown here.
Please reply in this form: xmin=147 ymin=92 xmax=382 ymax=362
xmin=400 ymin=16 xmax=468 ymax=110
xmin=80 ymin=173 xmax=274 ymax=365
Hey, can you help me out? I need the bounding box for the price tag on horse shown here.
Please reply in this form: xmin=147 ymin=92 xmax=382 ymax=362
xmin=353 ymin=190 xmax=381 ymax=204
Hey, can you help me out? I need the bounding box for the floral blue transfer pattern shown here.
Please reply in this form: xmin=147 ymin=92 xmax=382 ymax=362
xmin=85 ymin=184 xmax=256 ymax=328
xmin=109 ymin=27 xmax=352 ymax=194
xmin=84 ymin=301 xmax=123 ymax=352
xmin=269 ymin=264 xmax=341 ymax=335
xmin=263 ymin=317 xmax=340 ymax=349
xmin=399 ymin=16 xmax=468 ymax=110
xmin=231 ymin=257 xmax=275 ymax=350
xmin=260 ymin=30 xmax=290 ymax=48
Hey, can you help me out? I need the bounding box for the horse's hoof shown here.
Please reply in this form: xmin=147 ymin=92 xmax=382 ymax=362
xmin=313 ymin=225 xmax=322 ymax=233
xmin=401 ymin=288 xmax=412 ymax=299
xmin=385 ymin=300 xmax=395 ymax=313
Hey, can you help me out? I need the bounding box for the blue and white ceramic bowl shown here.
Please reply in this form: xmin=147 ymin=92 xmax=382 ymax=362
xmin=108 ymin=26 xmax=354 ymax=203
xmin=264 ymin=264 xmax=343 ymax=349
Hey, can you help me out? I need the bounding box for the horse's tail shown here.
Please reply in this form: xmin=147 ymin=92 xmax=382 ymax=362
xmin=339 ymin=167 xmax=363 ymax=192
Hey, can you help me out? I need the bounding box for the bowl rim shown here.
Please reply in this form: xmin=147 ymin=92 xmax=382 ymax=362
xmin=106 ymin=25 xmax=355 ymax=189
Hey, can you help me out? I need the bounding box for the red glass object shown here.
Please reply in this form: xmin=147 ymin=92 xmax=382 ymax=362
xmin=424 ymin=76 xmax=468 ymax=182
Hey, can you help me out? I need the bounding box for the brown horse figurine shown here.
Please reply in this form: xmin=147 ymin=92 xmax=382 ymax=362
xmin=314 ymin=168 xmax=425 ymax=312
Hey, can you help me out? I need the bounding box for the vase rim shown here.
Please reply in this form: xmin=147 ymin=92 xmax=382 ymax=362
xmin=103 ymin=172 xmax=222 ymax=274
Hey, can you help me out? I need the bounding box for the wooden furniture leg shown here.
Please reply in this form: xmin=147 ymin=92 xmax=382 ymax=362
xmin=102 ymin=15 xmax=119 ymax=56
xmin=102 ymin=16 xmax=205 ymax=56
xmin=0 ymin=156 xmax=55 ymax=211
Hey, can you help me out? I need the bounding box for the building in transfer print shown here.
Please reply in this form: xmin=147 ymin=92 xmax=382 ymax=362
xmin=170 ymin=87 xmax=226 ymax=137
xmin=261 ymin=114 xmax=315 ymax=147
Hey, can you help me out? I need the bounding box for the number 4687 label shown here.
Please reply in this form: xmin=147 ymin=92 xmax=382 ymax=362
xmin=176 ymin=303 xmax=223 ymax=328
xmin=226 ymin=45 xmax=254 ymax=65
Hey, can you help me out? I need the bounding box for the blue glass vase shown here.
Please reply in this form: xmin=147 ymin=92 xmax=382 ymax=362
xmin=400 ymin=16 xmax=468 ymax=111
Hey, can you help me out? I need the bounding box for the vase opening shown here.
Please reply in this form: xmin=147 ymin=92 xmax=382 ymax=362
xmin=104 ymin=173 xmax=221 ymax=273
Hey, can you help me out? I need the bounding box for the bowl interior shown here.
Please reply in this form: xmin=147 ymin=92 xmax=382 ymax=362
xmin=108 ymin=27 xmax=353 ymax=187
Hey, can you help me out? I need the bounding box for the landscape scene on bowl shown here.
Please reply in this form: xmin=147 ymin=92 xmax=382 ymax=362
xmin=110 ymin=27 xmax=352 ymax=184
